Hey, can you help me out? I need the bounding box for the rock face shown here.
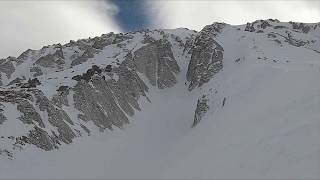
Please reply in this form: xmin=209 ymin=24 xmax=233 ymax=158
xmin=1 ymin=20 xmax=319 ymax=159
xmin=186 ymin=23 xmax=224 ymax=90
xmin=72 ymin=62 xmax=149 ymax=130
xmin=192 ymin=95 xmax=209 ymax=128
xmin=134 ymin=38 xmax=180 ymax=89
xmin=0 ymin=28 xmax=194 ymax=159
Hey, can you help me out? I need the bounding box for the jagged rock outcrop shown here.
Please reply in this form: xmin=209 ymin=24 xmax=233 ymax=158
xmin=192 ymin=95 xmax=209 ymax=127
xmin=186 ymin=23 xmax=224 ymax=90
xmin=134 ymin=38 xmax=179 ymax=89
xmin=0 ymin=28 xmax=192 ymax=158
xmin=244 ymin=19 xmax=275 ymax=32
xmin=242 ymin=19 xmax=320 ymax=53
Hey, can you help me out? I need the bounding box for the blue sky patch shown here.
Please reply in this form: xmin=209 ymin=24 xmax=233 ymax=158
xmin=110 ymin=0 xmax=151 ymax=32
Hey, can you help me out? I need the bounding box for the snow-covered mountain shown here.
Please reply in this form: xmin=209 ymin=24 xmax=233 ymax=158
xmin=0 ymin=19 xmax=319 ymax=179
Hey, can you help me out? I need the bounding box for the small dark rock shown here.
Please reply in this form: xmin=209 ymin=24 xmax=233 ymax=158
xmin=274 ymin=25 xmax=286 ymax=29
xmin=57 ymin=86 xmax=69 ymax=92
xmin=105 ymin=65 xmax=112 ymax=72
xmin=21 ymin=78 xmax=41 ymax=88
xmin=222 ymin=97 xmax=226 ymax=107
xmin=72 ymin=75 xmax=82 ymax=81
xmin=245 ymin=23 xmax=255 ymax=32
xmin=260 ymin=21 xmax=271 ymax=29
xmin=92 ymin=65 xmax=102 ymax=74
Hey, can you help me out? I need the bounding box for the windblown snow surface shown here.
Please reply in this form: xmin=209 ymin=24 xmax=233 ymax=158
xmin=0 ymin=20 xmax=320 ymax=179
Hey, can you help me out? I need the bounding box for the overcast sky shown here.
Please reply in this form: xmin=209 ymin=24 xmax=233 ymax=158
xmin=0 ymin=0 xmax=319 ymax=58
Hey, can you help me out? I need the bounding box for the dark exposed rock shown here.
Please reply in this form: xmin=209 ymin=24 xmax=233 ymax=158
xmin=71 ymin=51 xmax=150 ymax=130
xmin=91 ymin=65 xmax=102 ymax=74
xmin=0 ymin=90 xmax=33 ymax=102
xmin=245 ymin=22 xmax=255 ymax=32
xmin=134 ymin=38 xmax=179 ymax=89
xmin=0 ymin=60 xmax=15 ymax=79
xmin=92 ymin=35 xmax=114 ymax=50
xmin=35 ymin=48 xmax=65 ymax=68
xmin=222 ymin=97 xmax=226 ymax=107
xmin=192 ymin=95 xmax=209 ymax=127
xmin=29 ymin=78 xmax=41 ymax=85
xmin=83 ymin=69 xmax=95 ymax=81
xmin=57 ymin=86 xmax=69 ymax=92
xmin=52 ymin=90 xmax=69 ymax=107
xmin=259 ymin=20 xmax=271 ymax=29
xmin=290 ymin=22 xmax=312 ymax=33
xmin=0 ymin=149 xmax=13 ymax=159
xmin=34 ymin=91 xmax=76 ymax=144
xmin=80 ymin=124 xmax=90 ymax=135
xmin=7 ymin=77 xmax=25 ymax=86
xmin=274 ymin=39 xmax=282 ymax=45
xmin=35 ymin=54 xmax=55 ymax=68
xmin=112 ymin=33 xmax=134 ymax=44
xmin=302 ymin=26 xmax=311 ymax=33
xmin=0 ymin=88 xmax=76 ymax=151
xmin=245 ymin=20 xmax=271 ymax=32
xmin=21 ymin=78 xmax=41 ymax=88
xmin=72 ymin=75 xmax=82 ymax=81
xmin=0 ymin=107 xmax=6 ymax=125
xmin=71 ymin=48 xmax=96 ymax=67
xmin=142 ymin=33 xmax=156 ymax=44
xmin=186 ymin=24 xmax=224 ymax=90
xmin=27 ymin=126 xmax=56 ymax=151
xmin=286 ymin=33 xmax=307 ymax=47
xmin=71 ymin=65 xmax=103 ymax=82
xmin=268 ymin=33 xmax=277 ymax=38
xmin=268 ymin=19 xmax=280 ymax=23
xmin=274 ymin=25 xmax=287 ymax=29
xmin=17 ymin=99 xmax=45 ymax=128
xmin=14 ymin=136 xmax=29 ymax=147
xmin=73 ymin=78 xmax=129 ymax=129
xmin=267 ymin=30 xmax=308 ymax=48
xmin=256 ymin=30 xmax=264 ymax=33
xmin=17 ymin=49 xmax=33 ymax=61
xmin=108 ymin=53 xmax=149 ymax=115
xmin=105 ymin=65 xmax=112 ymax=72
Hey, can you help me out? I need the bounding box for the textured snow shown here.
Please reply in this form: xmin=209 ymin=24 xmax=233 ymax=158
xmin=0 ymin=23 xmax=319 ymax=179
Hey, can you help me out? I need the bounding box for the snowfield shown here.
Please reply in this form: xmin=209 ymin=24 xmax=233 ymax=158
xmin=0 ymin=20 xmax=319 ymax=179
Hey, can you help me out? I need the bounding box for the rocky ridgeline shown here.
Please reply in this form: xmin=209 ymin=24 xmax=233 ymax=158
xmin=1 ymin=20 xmax=319 ymax=158
xmin=243 ymin=19 xmax=320 ymax=51
xmin=0 ymin=32 xmax=135 ymax=87
xmin=0 ymin=28 xmax=198 ymax=158
xmin=244 ymin=19 xmax=320 ymax=34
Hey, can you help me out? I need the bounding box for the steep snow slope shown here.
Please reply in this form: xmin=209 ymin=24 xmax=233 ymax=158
xmin=163 ymin=24 xmax=320 ymax=179
xmin=0 ymin=19 xmax=319 ymax=179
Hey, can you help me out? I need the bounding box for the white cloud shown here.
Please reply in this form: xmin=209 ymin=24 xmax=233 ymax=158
xmin=0 ymin=1 xmax=120 ymax=58
xmin=148 ymin=0 xmax=320 ymax=31
xmin=1 ymin=0 xmax=319 ymax=58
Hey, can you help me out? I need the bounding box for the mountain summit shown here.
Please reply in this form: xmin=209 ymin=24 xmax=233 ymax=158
xmin=0 ymin=19 xmax=319 ymax=179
